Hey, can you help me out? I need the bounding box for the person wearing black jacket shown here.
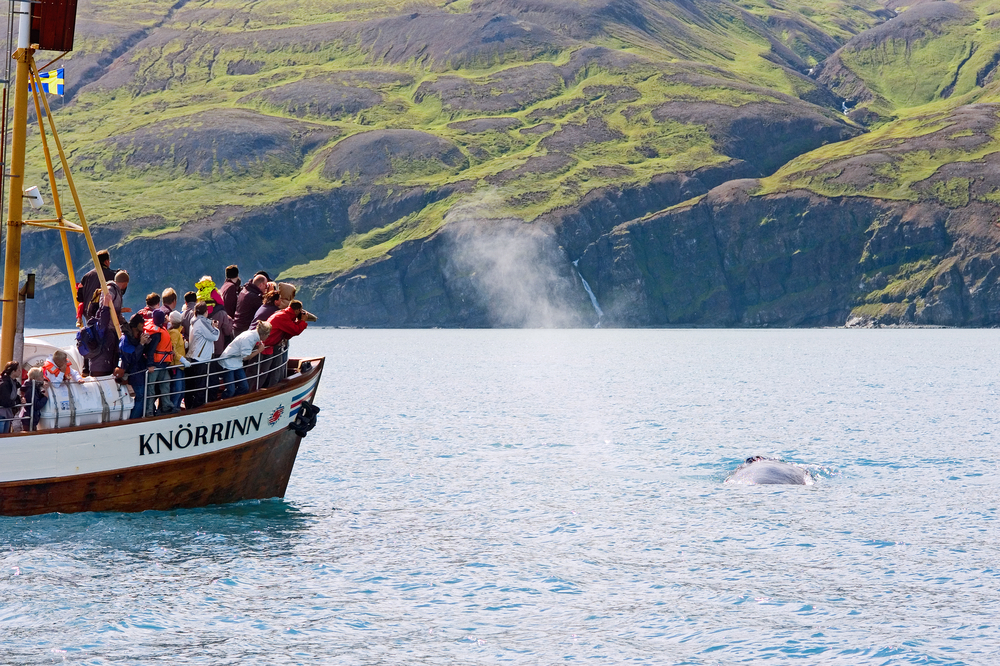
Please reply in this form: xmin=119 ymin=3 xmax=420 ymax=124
xmin=90 ymin=295 xmax=122 ymax=377
xmin=78 ymin=250 xmax=116 ymax=322
xmin=0 ymin=361 xmax=20 ymax=433
xmin=219 ymin=265 xmax=241 ymax=318
xmin=233 ymin=274 xmax=267 ymax=335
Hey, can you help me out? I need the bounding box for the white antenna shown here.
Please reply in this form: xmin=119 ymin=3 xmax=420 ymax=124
xmin=15 ymin=0 xmax=28 ymax=49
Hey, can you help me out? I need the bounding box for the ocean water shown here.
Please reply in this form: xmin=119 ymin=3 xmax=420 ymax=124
xmin=2 ymin=328 xmax=1000 ymax=665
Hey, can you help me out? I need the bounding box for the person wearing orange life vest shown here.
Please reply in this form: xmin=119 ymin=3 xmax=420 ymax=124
xmin=143 ymin=309 xmax=176 ymax=416
xmin=41 ymin=350 xmax=84 ymax=386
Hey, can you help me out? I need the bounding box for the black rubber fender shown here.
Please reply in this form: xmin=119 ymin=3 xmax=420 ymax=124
xmin=289 ymin=400 xmax=321 ymax=437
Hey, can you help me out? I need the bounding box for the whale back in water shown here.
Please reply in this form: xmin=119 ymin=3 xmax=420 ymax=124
xmin=725 ymin=458 xmax=813 ymax=485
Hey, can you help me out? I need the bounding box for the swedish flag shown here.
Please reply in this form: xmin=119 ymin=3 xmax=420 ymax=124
xmin=35 ymin=68 xmax=65 ymax=96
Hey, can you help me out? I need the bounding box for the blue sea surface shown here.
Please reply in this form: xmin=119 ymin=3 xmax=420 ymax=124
xmin=2 ymin=328 xmax=999 ymax=664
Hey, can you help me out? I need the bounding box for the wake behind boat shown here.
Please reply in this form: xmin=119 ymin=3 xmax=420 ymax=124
xmin=0 ymin=1 xmax=324 ymax=516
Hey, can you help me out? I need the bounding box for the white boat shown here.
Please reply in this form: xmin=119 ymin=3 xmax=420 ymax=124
xmin=0 ymin=0 xmax=324 ymax=516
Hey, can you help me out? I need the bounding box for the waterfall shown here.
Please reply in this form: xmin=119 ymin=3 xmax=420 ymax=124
xmin=573 ymin=259 xmax=603 ymax=324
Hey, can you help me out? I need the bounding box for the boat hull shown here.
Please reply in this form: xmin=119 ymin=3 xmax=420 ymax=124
xmin=0 ymin=427 xmax=301 ymax=515
xmin=0 ymin=357 xmax=324 ymax=516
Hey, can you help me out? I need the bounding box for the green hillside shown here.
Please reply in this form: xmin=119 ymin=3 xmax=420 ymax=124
xmin=765 ymin=0 xmax=1000 ymax=206
xmin=33 ymin=0 xmax=873 ymax=263
xmin=15 ymin=0 xmax=1000 ymax=327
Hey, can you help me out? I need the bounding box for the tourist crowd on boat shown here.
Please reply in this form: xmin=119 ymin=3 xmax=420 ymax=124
xmin=0 ymin=255 xmax=316 ymax=431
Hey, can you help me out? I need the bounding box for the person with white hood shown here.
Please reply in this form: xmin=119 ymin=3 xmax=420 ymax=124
xmin=184 ymin=301 xmax=219 ymax=409
xmin=217 ymin=321 xmax=270 ymax=399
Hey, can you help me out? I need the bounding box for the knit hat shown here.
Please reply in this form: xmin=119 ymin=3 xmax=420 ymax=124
xmin=152 ymin=309 xmax=166 ymax=327
xmin=168 ymin=310 xmax=183 ymax=326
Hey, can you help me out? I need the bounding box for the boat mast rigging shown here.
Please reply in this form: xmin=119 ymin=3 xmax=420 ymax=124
xmin=0 ymin=0 xmax=121 ymax=366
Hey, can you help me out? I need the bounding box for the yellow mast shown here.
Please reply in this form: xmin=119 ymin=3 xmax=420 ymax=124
xmin=0 ymin=3 xmax=34 ymax=366
xmin=29 ymin=58 xmax=120 ymax=339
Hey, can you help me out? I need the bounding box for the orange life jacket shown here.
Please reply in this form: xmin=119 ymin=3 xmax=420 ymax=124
xmin=41 ymin=359 xmax=71 ymax=381
xmin=143 ymin=321 xmax=174 ymax=365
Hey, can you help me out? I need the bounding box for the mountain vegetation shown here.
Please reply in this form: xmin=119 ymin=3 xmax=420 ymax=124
xmin=14 ymin=0 xmax=1000 ymax=326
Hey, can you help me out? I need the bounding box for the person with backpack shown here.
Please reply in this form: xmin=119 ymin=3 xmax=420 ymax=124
xmin=0 ymin=361 xmax=21 ymax=433
xmin=79 ymin=292 xmax=121 ymax=377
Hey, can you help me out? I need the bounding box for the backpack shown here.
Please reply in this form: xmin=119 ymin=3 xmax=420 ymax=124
xmin=86 ymin=288 xmax=102 ymax=319
xmin=76 ymin=317 xmax=103 ymax=359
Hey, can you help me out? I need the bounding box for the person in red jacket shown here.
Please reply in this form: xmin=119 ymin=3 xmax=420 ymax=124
xmin=258 ymin=300 xmax=315 ymax=388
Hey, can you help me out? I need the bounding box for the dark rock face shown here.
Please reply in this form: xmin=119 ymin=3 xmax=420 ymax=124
xmin=577 ymin=181 xmax=1000 ymax=328
xmin=321 ymin=130 xmax=469 ymax=182
xmin=579 ymin=183 xmax=885 ymax=326
xmin=303 ymin=218 xmax=593 ymax=328
xmin=19 ymin=184 xmax=463 ymax=327
xmin=296 ymin=161 xmax=756 ymax=327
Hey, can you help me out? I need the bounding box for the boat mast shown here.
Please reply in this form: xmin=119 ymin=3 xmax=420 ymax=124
xmin=0 ymin=1 xmax=33 ymax=365
xmin=0 ymin=0 xmax=121 ymax=366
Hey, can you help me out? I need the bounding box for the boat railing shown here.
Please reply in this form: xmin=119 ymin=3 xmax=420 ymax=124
xmin=0 ymin=343 xmax=295 ymax=432
xmin=141 ymin=342 xmax=291 ymax=418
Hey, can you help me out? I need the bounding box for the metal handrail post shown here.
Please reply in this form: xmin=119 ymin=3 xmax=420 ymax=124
xmin=29 ymin=379 xmax=35 ymax=431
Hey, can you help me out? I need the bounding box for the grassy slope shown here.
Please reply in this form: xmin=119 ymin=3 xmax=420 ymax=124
xmin=763 ymin=0 xmax=1000 ymax=205
xmin=837 ymin=1 xmax=1000 ymax=116
xmin=24 ymin=0 xmax=889 ymax=284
